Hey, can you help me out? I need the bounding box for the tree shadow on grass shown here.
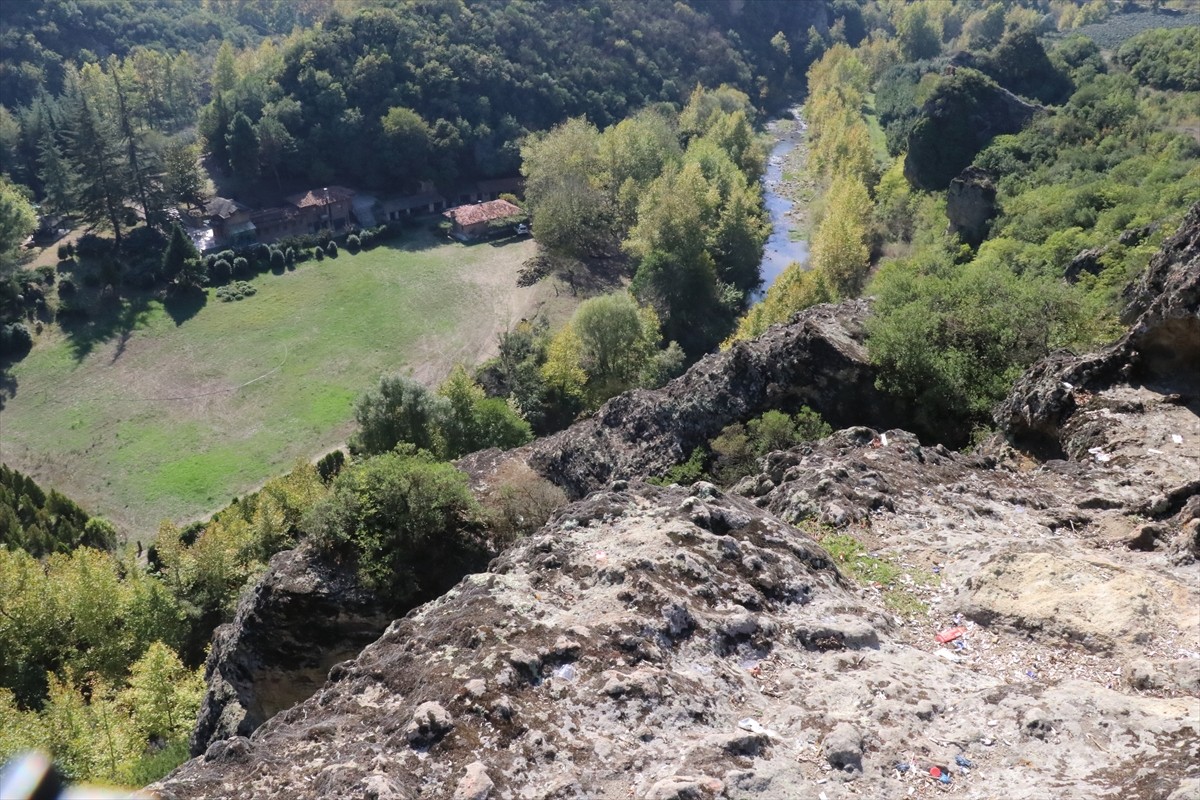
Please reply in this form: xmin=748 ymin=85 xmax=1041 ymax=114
xmin=164 ymin=287 xmax=208 ymax=327
xmin=0 ymin=358 xmax=21 ymax=411
xmin=59 ymin=295 xmax=154 ymax=362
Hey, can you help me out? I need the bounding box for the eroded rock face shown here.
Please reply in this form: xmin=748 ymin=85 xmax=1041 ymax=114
xmin=945 ymin=165 xmax=996 ymax=247
xmin=158 ymin=211 xmax=1200 ymax=798
xmin=528 ymin=299 xmax=903 ymax=499
xmin=157 ymin=465 xmax=1197 ymax=799
xmin=189 ymin=546 xmax=392 ymax=757
xmin=996 ymin=202 xmax=1200 ymax=462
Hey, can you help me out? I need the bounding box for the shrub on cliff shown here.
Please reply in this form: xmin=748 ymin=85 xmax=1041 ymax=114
xmin=866 ymin=251 xmax=1088 ymax=445
xmin=304 ymin=449 xmax=485 ymax=604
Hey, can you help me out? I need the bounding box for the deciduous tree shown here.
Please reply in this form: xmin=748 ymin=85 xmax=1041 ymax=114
xmin=0 ymin=176 xmax=36 ymax=269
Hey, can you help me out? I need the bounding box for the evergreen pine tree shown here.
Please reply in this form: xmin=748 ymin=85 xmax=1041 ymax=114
xmin=37 ymin=129 xmax=74 ymax=216
xmin=61 ymin=69 xmax=130 ymax=244
xmin=162 ymin=223 xmax=200 ymax=283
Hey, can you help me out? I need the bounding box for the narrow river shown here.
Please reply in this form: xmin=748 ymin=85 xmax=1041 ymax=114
xmin=752 ymin=109 xmax=810 ymax=302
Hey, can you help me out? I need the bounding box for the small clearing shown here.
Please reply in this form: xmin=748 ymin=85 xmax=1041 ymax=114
xmin=1 ymin=231 xmax=574 ymax=537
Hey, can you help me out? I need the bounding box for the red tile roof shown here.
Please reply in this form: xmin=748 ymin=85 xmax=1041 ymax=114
xmin=443 ymin=199 xmax=524 ymax=227
xmin=286 ymin=185 xmax=356 ymax=209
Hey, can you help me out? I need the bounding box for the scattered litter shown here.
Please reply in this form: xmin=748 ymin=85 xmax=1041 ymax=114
xmin=880 ymin=433 xmax=889 ymax=447
xmin=936 ymin=626 xmax=968 ymax=644
xmin=895 ymin=762 xmax=911 ymax=774
xmin=936 ymin=648 xmax=962 ymax=663
xmin=939 ymin=772 xmax=952 ymax=784
xmin=737 ymin=718 xmax=770 ymax=736
xmin=982 ymin=737 xmax=994 ymax=746
xmin=953 ymin=639 xmax=968 ymax=651
xmin=595 ymin=550 xmax=607 ymax=562
xmin=1087 ymin=446 xmax=1112 ymax=463
xmin=819 ymin=793 xmax=828 ymax=800
xmin=1062 ymin=381 xmax=1074 ymax=390
xmin=1147 ymin=448 xmax=1164 ymax=455
xmin=929 ymin=767 xmax=942 ymax=779
xmin=955 ymin=754 xmax=974 ymax=768
xmin=1171 ymin=434 xmax=1184 ymax=444
xmin=1026 ymin=669 xmax=1037 ymax=679
xmin=552 ymin=664 xmax=577 ymax=682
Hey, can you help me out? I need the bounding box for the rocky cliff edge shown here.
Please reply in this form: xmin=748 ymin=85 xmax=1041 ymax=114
xmin=155 ymin=208 xmax=1200 ymax=799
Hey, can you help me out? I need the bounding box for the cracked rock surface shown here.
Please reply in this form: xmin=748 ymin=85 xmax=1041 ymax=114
xmin=157 ymin=209 xmax=1200 ymax=799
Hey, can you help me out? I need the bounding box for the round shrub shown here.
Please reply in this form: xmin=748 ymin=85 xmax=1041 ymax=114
xmin=285 ymin=247 xmax=296 ymax=265
xmin=314 ymin=247 xmax=325 ymax=261
xmin=270 ymin=248 xmax=285 ymax=269
xmin=232 ymin=256 xmax=249 ymax=276
xmin=215 ymin=280 xmax=258 ymax=302
xmin=1 ymin=322 xmax=33 ymax=355
xmin=58 ymin=278 xmax=77 ymax=298
xmin=56 ymin=243 xmax=73 ymax=261
xmin=325 ymin=240 xmax=338 ymax=257
xmin=257 ymin=243 xmax=272 ymax=262
xmin=345 ymin=234 xmax=360 ymax=252
xmin=210 ymin=259 xmax=233 ymax=284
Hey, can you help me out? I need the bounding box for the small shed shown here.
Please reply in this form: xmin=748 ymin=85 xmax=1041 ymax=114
xmin=442 ymin=199 xmax=525 ymax=241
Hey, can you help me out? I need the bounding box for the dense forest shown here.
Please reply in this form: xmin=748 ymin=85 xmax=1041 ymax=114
xmin=2 ymin=0 xmax=1199 ymax=789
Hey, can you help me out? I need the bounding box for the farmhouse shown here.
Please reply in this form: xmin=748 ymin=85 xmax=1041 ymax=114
xmin=285 ymin=185 xmax=357 ymax=233
xmin=205 ymin=196 xmax=255 ymax=247
xmin=247 ymin=206 xmax=305 ymax=242
xmin=442 ymin=199 xmax=525 ymax=241
xmin=380 ymin=181 xmax=447 ymax=221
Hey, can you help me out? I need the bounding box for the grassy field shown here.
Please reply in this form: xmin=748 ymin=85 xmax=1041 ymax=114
xmin=1 ymin=231 xmax=564 ymax=538
xmin=862 ymin=93 xmax=890 ymax=166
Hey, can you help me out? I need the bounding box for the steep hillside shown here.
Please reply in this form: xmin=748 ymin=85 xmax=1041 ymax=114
xmin=154 ymin=206 xmax=1200 ymax=800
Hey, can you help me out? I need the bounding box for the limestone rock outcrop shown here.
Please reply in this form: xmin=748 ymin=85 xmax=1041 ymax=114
xmin=945 ymin=165 xmax=997 ymax=247
xmin=995 ymin=201 xmax=1199 ymax=467
xmin=156 ymin=457 xmax=1198 ymax=798
xmin=156 ymin=209 xmax=1200 ymax=799
xmin=189 ymin=546 xmax=392 ymax=756
xmin=528 ymin=299 xmax=903 ymax=499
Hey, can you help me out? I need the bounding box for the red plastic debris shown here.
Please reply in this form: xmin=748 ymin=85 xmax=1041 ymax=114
xmin=929 ymin=766 xmax=942 ymax=778
xmin=936 ymin=626 xmax=968 ymax=644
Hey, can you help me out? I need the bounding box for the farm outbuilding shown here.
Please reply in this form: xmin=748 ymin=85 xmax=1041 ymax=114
xmin=442 ymin=199 xmax=525 ymax=241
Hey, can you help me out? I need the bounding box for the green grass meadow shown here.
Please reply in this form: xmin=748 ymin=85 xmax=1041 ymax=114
xmin=2 ymin=232 xmax=542 ymax=536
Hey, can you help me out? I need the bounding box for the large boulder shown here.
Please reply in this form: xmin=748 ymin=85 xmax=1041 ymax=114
xmin=904 ymin=67 xmax=1043 ymax=190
